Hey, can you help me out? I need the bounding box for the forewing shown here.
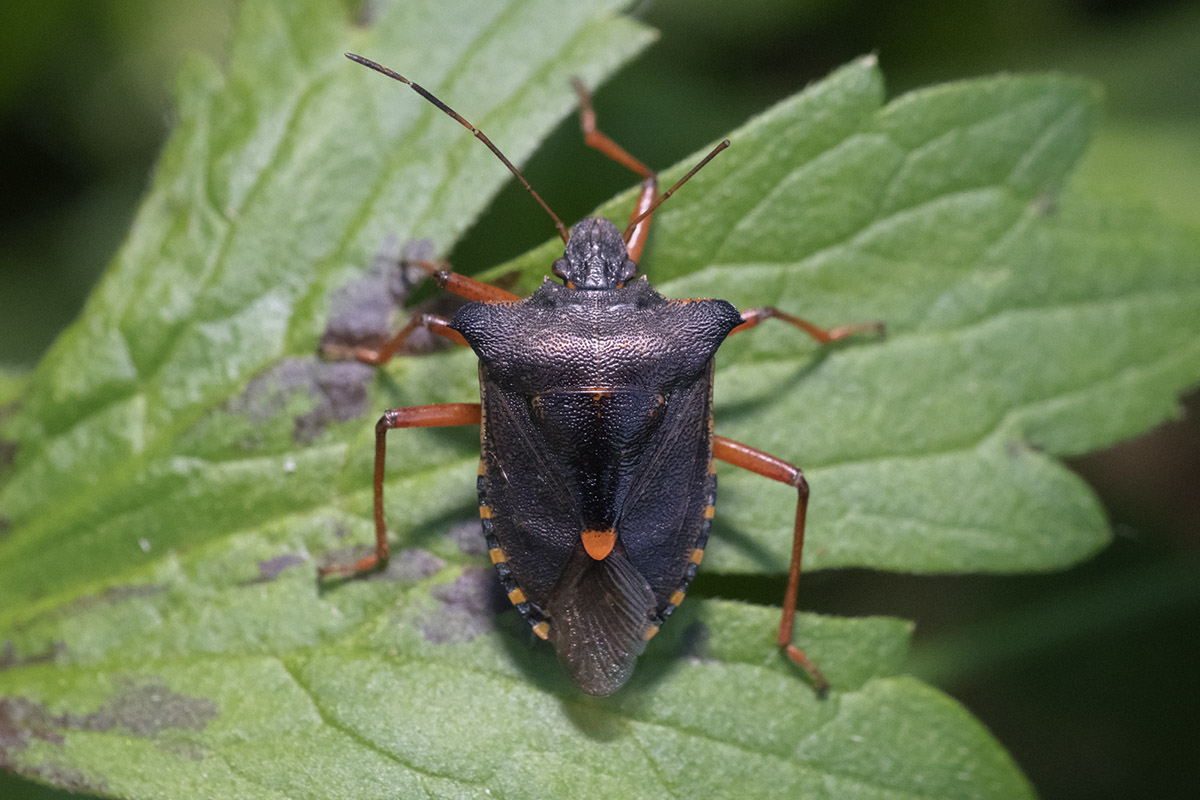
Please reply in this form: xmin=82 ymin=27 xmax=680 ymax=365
xmin=480 ymin=382 xmax=581 ymax=607
xmin=616 ymin=363 xmax=716 ymax=610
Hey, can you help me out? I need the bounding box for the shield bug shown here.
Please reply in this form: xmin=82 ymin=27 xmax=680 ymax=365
xmin=320 ymin=53 xmax=883 ymax=697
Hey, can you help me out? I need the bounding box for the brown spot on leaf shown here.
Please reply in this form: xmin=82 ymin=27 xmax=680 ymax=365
xmin=250 ymin=553 xmax=307 ymax=584
xmin=1 ymin=678 xmax=215 ymax=791
xmin=448 ymin=518 xmax=487 ymax=557
xmin=321 ymin=546 xmax=445 ymax=584
xmin=1007 ymin=440 xmax=1032 ymax=460
xmin=0 ymin=438 xmax=16 ymax=474
xmin=319 ymin=237 xmax=498 ymax=359
xmin=421 ymin=567 xmax=504 ymax=644
xmin=31 ymin=763 xmax=108 ymax=793
xmin=232 ymin=357 xmax=374 ymax=445
xmin=0 ymin=697 xmax=66 ymax=763
xmin=320 ymin=238 xmax=443 ymax=355
xmin=293 ymin=360 xmax=375 ymax=443
xmin=0 ymin=641 xmax=63 ymax=672
xmin=370 ymin=548 xmax=446 ymax=583
xmin=354 ymin=0 xmax=383 ymax=28
xmin=0 ymin=700 xmax=107 ymax=793
xmin=1033 ymin=190 xmax=1059 ymax=217
xmin=62 ymin=584 xmax=164 ymax=620
xmin=12 ymin=585 xmax=164 ymax=634
xmin=69 ymin=678 xmax=218 ymax=737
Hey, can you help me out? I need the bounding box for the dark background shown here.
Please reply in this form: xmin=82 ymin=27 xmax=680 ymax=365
xmin=2 ymin=1 xmax=1198 ymax=797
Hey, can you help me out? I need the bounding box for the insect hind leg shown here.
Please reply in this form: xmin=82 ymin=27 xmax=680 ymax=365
xmin=712 ymin=434 xmax=830 ymax=697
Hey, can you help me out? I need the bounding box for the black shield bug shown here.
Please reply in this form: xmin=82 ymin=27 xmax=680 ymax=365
xmin=320 ymin=53 xmax=882 ymax=697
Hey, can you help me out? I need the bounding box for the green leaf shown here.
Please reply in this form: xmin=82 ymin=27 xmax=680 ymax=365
xmin=2 ymin=0 xmax=1198 ymax=797
xmin=498 ymin=62 xmax=1200 ymax=575
xmin=0 ymin=366 xmax=28 ymax=408
xmin=1073 ymin=120 xmax=1200 ymax=231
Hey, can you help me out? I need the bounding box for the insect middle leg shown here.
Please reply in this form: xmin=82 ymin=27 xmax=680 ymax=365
xmin=319 ymin=403 xmax=482 ymax=578
xmin=712 ymin=435 xmax=830 ymax=696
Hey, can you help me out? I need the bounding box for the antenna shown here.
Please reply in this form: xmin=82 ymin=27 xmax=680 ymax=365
xmin=347 ymin=53 xmax=571 ymax=244
xmin=623 ymin=140 xmax=729 ymax=239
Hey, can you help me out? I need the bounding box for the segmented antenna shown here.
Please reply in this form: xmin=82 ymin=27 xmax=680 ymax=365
xmin=623 ymin=140 xmax=729 ymax=239
xmin=348 ymin=53 xmax=729 ymax=248
xmin=347 ymin=53 xmax=571 ymax=244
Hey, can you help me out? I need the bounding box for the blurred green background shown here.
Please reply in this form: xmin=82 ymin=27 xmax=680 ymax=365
xmin=1 ymin=0 xmax=1198 ymax=798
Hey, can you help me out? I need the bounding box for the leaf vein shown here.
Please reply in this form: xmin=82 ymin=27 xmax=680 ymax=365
xmin=277 ymin=656 xmax=492 ymax=793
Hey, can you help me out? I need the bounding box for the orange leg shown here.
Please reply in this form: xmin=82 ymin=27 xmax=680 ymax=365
xmin=321 ymin=259 xmax=518 ymax=367
xmin=411 ymin=259 xmax=521 ymax=305
xmin=572 ymin=79 xmax=658 ymax=263
xmin=572 ymin=80 xmax=729 ymax=264
xmin=712 ymin=435 xmax=830 ymax=696
xmin=622 ymin=179 xmax=658 ymax=265
xmin=729 ymin=307 xmax=885 ymax=343
xmin=322 ymin=313 xmax=466 ymax=366
xmin=319 ymin=403 xmax=482 ymax=578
